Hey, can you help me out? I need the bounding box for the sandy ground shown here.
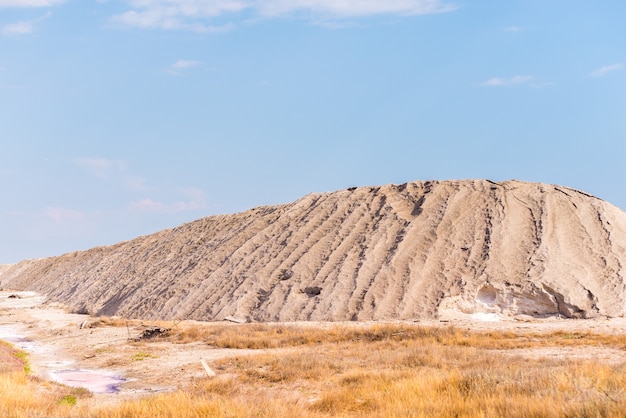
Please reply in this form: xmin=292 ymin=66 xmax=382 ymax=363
xmin=2 ymin=290 xmax=626 ymax=404
xmin=0 ymin=291 xmax=264 ymax=403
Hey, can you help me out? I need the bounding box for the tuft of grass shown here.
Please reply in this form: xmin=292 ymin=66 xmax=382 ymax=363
xmin=58 ymin=395 xmax=77 ymax=406
xmin=0 ymin=341 xmax=26 ymax=375
xmin=11 ymin=350 xmax=31 ymax=374
xmin=131 ymin=352 xmax=158 ymax=362
xmin=0 ymin=343 xmax=32 ymax=375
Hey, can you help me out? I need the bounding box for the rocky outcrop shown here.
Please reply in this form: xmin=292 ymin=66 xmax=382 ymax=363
xmin=1 ymin=180 xmax=625 ymax=321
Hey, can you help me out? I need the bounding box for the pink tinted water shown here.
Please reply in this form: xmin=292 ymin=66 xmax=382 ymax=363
xmin=52 ymin=370 xmax=124 ymax=394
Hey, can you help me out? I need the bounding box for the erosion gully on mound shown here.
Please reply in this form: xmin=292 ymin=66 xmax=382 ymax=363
xmin=1 ymin=179 xmax=626 ymax=323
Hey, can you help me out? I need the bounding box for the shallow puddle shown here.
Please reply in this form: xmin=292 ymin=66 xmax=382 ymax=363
xmin=0 ymin=335 xmax=27 ymax=343
xmin=52 ymin=370 xmax=125 ymax=394
xmin=0 ymin=325 xmax=27 ymax=343
xmin=0 ymin=324 xmax=125 ymax=394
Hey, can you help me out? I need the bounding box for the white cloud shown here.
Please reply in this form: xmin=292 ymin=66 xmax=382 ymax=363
xmin=172 ymin=59 xmax=201 ymax=69
xmin=167 ymin=59 xmax=202 ymax=74
xmin=112 ymin=0 xmax=244 ymax=31
xmin=180 ymin=186 xmax=207 ymax=207
xmin=170 ymin=59 xmax=201 ymax=70
xmin=129 ymin=198 xmax=166 ymax=211
xmin=2 ymin=12 xmax=50 ymax=35
xmin=3 ymin=21 xmax=34 ymax=34
xmin=129 ymin=187 xmax=208 ymax=214
xmin=480 ymin=75 xmax=532 ymax=87
xmin=504 ymin=26 xmax=522 ymax=32
xmin=112 ymin=0 xmax=457 ymax=31
xmin=75 ymin=158 xmax=208 ymax=215
xmin=74 ymin=157 xmax=148 ymax=191
xmin=257 ymin=0 xmax=457 ymax=17
xmin=19 ymin=206 xmax=96 ymax=244
xmin=128 ymin=198 xmax=190 ymax=213
xmin=0 ymin=0 xmax=65 ymax=7
xmin=75 ymin=157 xmax=126 ymax=179
xmin=591 ymin=63 xmax=623 ymax=77
xmin=531 ymin=81 xmax=554 ymax=88
xmin=0 ymin=83 xmax=20 ymax=89
xmin=113 ymin=10 xmax=234 ymax=32
xmin=42 ymin=207 xmax=87 ymax=224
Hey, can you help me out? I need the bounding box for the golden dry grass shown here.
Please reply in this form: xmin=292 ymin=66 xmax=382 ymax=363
xmin=168 ymin=321 xmax=626 ymax=351
xmin=85 ymin=316 xmax=142 ymax=328
xmin=0 ymin=340 xmax=27 ymax=374
xmin=0 ymin=342 xmax=92 ymax=418
xmin=3 ymin=323 xmax=626 ymax=417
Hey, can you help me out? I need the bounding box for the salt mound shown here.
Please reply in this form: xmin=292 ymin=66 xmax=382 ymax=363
xmin=1 ymin=180 xmax=625 ymax=322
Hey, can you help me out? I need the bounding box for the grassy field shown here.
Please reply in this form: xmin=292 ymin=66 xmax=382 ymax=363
xmin=2 ymin=323 xmax=626 ymax=417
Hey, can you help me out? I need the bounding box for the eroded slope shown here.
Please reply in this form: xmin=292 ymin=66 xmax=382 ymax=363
xmin=1 ymin=180 xmax=625 ymax=321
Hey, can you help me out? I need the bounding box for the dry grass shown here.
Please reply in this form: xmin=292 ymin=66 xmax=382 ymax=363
xmin=0 ymin=342 xmax=92 ymax=418
xmin=3 ymin=323 xmax=626 ymax=417
xmin=0 ymin=340 xmax=27 ymax=374
xmin=169 ymin=322 xmax=472 ymax=348
xmin=209 ymin=334 xmax=626 ymax=417
xmin=85 ymin=316 xmax=142 ymax=329
xmin=168 ymin=321 xmax=626 ymax=351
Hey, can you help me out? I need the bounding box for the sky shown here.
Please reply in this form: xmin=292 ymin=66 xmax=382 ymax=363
xmin=0 ymin=0 xmax=624 ymax=264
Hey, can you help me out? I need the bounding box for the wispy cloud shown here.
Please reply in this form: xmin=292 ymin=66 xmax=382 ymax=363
xmin=479 ymin=75 xmax=532 ymax=87
xmin=111 ymin=0 xmax=242 ymax=32
xmin=75 ymin=157 xmax=126 ymax=179
xmin=129 ymin=198 xmax=202 ymax=213
xmin=171 ymin=59 xmax=201 ymax=70
xmin=2 ymin=11 xmax=50 ymax=35
xmin=0 ymin=83 xmax=20 ymax=90
xmin=591 ymin=63 xmax=623 ymax=77
xmin=19 ymin=206 xmax=96 ymax=244
xmin=42 ymin=207 xmax=86 ymax=224
xmin=257 ymin=0 xmax=458 ymax=17
xmin=129 ymin=187 xmax=208 ymax=213
xmin=531 ymin=81 xmax=554 ymax=88
xmin=3 ymin=21 xmax=35 ymax=35
xmin=76 ymin=158 xmax=208 ymax=214
xmin=168 ymin=59 xmax=202 ymax=74
xmin=74 ymin=157 xmax=148 ymax=191
xmin=0 ymin=0 xmax=65 ymax=7
xmin=112 ymin=0 xmax=457 ymax=31
xmin=113 ymin=11 xmax=235 ymax=32
xmin=503 ymin=26 xmax=522 ymax=32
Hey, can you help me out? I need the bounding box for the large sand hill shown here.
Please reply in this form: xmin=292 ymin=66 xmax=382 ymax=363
xmin=1 ymin=179 xmax=625 ymax=322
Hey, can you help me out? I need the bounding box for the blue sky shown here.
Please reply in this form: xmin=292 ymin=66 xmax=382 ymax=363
xmin=1 ymin=0 xmax=624 ymax=264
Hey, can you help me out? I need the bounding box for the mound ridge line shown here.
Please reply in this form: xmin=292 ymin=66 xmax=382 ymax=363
xmin=1 ymin=179 xmax=625 ymax=322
